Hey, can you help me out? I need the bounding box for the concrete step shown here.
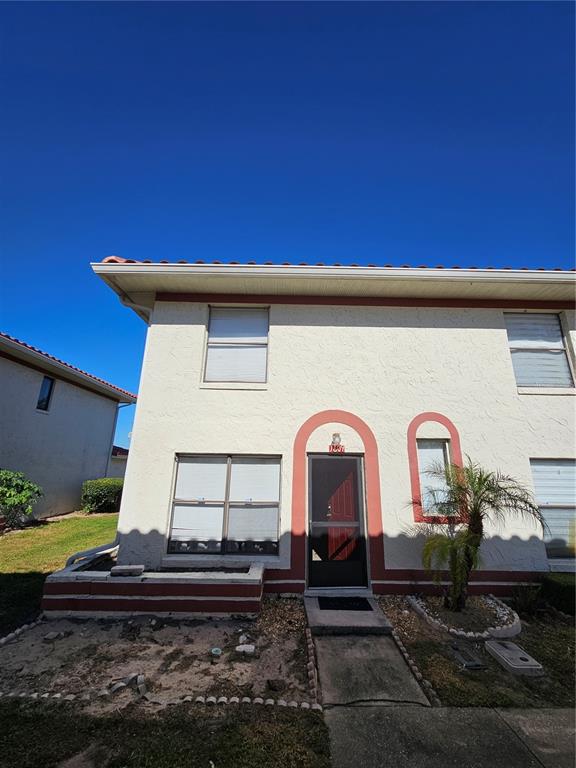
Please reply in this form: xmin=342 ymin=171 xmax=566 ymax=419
xmin=304 ymin=596 xmax=393 ymax=635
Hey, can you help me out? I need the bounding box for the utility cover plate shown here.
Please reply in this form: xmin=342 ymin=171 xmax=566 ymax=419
xmin=317 ymin=597 xmax=373 ymax=612
xmin=450 ymin=642 xmax=487 ymax=670
xmin=485 ymin=640 xmax=544 ymax=676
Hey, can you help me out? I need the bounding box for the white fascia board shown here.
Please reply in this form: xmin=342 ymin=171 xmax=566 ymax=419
xmin=91 ymin=262 xmax=575 ymax=285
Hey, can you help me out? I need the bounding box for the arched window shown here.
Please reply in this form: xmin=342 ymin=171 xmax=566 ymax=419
xmin=407 ymin=412 xmax=464 ymax=524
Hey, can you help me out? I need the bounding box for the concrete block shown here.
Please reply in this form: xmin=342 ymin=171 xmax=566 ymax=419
xmin=485 ymin=640 xmax=544 ymax=676
xmin=111 ymin=565 xmax=145 ymax=577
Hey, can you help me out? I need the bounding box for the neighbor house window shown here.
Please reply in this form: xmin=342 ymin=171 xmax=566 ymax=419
xmin=530 ymin=459 xmax=576 ymax=560
xmin=36 ymin=376 xmax=55 ymax=411
xmin=168 ymin=455 xmax=280 ymax=555
xmin=417 ymin=439 xmax=450 ymax=513
xmin=505 ymin=314 xmax=574 ymax=388
xmin=204 ymin=307 xmax=269 ymax=383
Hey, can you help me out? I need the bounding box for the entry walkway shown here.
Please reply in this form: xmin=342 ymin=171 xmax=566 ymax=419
xmin=314 ymin=634 xmax=575 ymax=767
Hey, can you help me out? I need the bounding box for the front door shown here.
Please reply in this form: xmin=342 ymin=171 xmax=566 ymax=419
xmin=307 ymin=455 xmax=368 ymax=588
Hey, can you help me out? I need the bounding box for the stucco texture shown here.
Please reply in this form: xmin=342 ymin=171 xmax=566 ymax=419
xmin=117 ymin=301 xmax=575 ymax=577
xmin=0 ymin=357 xmax=118 ymax=517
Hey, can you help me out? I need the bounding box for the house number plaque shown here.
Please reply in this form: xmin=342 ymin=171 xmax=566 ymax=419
xmin=329 ymin=433 xmax=345 ymax=454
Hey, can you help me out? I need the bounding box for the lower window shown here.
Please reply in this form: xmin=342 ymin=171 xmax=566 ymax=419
xmin=530 ymin=459 xmax=575 ymax=559
xmin=168 ymin=455 xmax=280 ymax=555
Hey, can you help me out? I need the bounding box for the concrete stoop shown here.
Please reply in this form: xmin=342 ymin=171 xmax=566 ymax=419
xmin=304 ymin=597 xmax=392 ymax=635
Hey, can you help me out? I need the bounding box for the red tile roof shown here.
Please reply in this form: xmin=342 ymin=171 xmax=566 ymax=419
xmin=0 ymin=332 xmax=137 ymax=401
xmin=100 ymin=255 xmax=575 ymax=272
xmin=112 ymin=445 xmax=129 ymax=457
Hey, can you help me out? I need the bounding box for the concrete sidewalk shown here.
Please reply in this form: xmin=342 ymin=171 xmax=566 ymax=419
xmin=324 ymin=706 xmax=575 ymax=768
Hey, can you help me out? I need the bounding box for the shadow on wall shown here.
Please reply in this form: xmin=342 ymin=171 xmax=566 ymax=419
xmin=0 ymin=527 xmax=557 ymax=634
xmin=114 ymin=526 xmax=553 ymax=581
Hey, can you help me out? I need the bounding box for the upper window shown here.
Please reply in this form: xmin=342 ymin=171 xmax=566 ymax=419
xmin=530 ymin=459 xmax=575 ymax=560
xmin=204 ymin=307 xmax=269 ymax=383
xmin=417 ymin=439 xmax=450 ymax=513
xmin=168 ymin=455 xmax=280 ymax=555
xmin=36 ymin=376 xmax=55 ymax=411
xmin=505 ymin=314 xmax=574 ymax=388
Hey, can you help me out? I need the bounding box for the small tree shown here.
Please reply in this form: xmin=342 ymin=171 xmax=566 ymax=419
xmin=420 ymin=458 xmax=545 ymax=611
xmin=0 ymin=469 xmax=43 ymax=529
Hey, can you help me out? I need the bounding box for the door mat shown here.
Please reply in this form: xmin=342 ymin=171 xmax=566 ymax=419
xmin=317 ymin=597 xmax=373 ymax=611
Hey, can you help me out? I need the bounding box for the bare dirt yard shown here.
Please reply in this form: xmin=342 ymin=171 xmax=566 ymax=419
xmin=0 ymin=597 xmax=310 ymax=710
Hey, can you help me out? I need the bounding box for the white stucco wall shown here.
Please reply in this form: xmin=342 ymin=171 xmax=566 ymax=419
xmin=0 ymin=357 xmax=119 ymax=518
xmin=117 ymin=301 xmax=576 ymax=575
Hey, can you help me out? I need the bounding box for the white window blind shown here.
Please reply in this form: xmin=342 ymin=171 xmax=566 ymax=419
xmin=228 ymin=506 xmax=279 ymax=542
xmin=174 ymin=457 xmax=228 ymax=501
xmin=530 ymin=459 xmax=576 ymax=559
xmin=229 ymin=458 xmax=280 ymax=502
xmin=417 ymin=439 xmax=450 ymax=512
xmin=168 ymin=455 xmax=280 ymax=555
xmin=204 ymin=308 xmax=269 ymax=383
xmin=505 ymin=314 xmax=573 ymax=388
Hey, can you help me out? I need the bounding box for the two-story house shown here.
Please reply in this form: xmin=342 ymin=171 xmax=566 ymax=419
xmin=0 ymin=332 xmax=136 ymax=518
xmin=43 ymin=259 xmax=575 ymax=616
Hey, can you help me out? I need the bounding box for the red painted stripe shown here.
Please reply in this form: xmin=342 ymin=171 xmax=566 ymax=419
xmin=375 ymin=569 xmax=542 ymax=582
xmin=372 ymin=582 xmax=536 ymax=597
xmin=263 ymin=583 xmax=306 ymax=594
xmin=156 ymin=292 xmax=576 ymax=311
xmin=44 ymin=581 xmax=262 ymax=598
xmin=41 ymin=597 xmax=261 ymax=613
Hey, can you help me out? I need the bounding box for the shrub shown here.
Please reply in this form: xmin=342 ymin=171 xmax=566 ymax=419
xmin=81 ymin=478 xmax=123 ymax=514
xmin=0 ymin=469 xmax=43 ymax=529
xmin=541 ymin=573 xmax=575 ymax=616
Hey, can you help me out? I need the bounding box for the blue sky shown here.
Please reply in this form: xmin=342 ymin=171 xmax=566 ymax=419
xmin=0 ymin=1 xmax=574 ymax=446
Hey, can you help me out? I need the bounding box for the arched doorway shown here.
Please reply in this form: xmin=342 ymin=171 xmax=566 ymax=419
xmin=291 ymin=410 xmax=386 ymax=587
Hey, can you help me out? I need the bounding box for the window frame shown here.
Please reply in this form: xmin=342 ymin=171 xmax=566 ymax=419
xmin=168 ymin=453 xmax=281 ymax=556
xmin=36 ymin=375 xmax=55 ymax=412
xmin=530 ymin=457 xmax=576 ymax=563
xmin=504 ymin=312 xmax=575 ymax=390
xmin=203 ymin=306 xmax=270 ymax=385
xmin=416 ymin=438 xmax=452 ymax=515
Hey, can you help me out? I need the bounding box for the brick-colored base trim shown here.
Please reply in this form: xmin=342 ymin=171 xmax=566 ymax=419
xmin=43 ymin=581 xmax=262 ymax=598
xmin=42 ymin=597 xmax=261 ymax=613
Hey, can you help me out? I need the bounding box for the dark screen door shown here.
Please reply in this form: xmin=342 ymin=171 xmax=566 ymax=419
xmin=308 ymin=456 xmax=368 ymax=588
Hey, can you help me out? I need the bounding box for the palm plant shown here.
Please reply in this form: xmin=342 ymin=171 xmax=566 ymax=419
xmin=419 ymin=458 xmax=545 ymax=611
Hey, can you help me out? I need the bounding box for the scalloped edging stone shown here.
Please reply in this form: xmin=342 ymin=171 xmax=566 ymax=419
xmin=0 ymin=688 xmax=322 ymax=711
xmin=0 ymin=617 xmax=44 ymax=647
xmin=390 ymin=629 xmax=442 ymax=707
xmin=407 ymin=594 xmax=521 ymax=639
xmin=305 ymin=626 xmax=321 ymax=704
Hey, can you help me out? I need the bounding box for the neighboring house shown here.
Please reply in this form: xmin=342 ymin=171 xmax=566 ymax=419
xmin=0 ymin=333 xmax=136 ymax=518
xmin=107 ymin=445 xmax=129 ymax=479
xmin=43 ymin=259 xmax=575 ymax=616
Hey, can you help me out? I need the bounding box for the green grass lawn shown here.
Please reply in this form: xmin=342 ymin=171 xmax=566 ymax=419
xmin=0 ymin=513 xmax=118 ymax=634
xmin=0 ymin=701 xmax=331 ymax=768
xmin=408 ymin=613 xmax=575 ymax=708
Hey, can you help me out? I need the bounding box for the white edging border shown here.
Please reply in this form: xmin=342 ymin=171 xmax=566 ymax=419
xmin=390 ymin=628 xmax=442 ymax=707
xmin=0 ymin=617 xmax=44 ymax=646
xmin=0 ymin=688 xmax=322 ymax=711
xmin=407 ymin=595 xmax=521 ymax=639
xmin=305 ymin=626 xmax=321 ymax=704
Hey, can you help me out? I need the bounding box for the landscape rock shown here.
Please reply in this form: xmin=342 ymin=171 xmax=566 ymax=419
xmin=235 ymin=643 xmax=255 ymax=655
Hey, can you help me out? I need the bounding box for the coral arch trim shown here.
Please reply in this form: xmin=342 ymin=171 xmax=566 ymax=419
xmin=291 ymin=409 xmax=386 ymax=582
xmin=407 ymin=411 xmax=464 ymax=524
